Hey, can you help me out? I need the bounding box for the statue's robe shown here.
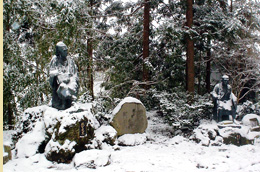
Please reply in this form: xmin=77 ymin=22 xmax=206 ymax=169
xmin=49 ymin=55 xmax=79 ymax=110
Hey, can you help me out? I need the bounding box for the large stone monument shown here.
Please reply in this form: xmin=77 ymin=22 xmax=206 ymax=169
xmin=111 ymin=97 xmax=148 ymax=136
xmin=49 ymin=42 xmax=79 ymax=110
xmin=211 ymin=75 xmax=237 ymax=122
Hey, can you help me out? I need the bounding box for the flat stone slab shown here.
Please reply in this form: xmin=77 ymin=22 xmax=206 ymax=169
xmin=217 ymin=120 xmax=242 ymax=129
xmin=111 ymin=97 xmax=148 ymax=136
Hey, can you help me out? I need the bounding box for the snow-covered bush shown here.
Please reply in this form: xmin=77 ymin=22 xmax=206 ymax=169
xmin=151 ymin=89 xmax=213 ymax=136
xmin=12 ymin=105 xmax=48 ymax=145
xmin=237 ymin=101 xmax=260 ymax=120
xmin=92 ymin=97 xmax=119 ymax=125
xmin=79 ymin=92 xmax=117 ymax=125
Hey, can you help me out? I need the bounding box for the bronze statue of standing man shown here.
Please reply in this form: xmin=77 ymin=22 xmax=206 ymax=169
xmin=211 ymin=75 xmax=237 ymax=122
xmin=49 ymin=42 xmax=79 ymax=110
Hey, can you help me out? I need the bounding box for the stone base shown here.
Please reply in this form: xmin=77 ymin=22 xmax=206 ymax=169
xmin=3 ymin=145 xmax=12 ymax=164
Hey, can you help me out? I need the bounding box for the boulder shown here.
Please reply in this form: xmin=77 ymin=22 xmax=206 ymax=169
xmin=14 ymin=103 xmax=101 ymax=163
xmin=111 ymin=97 xmax=148 ymax=136
xmin=13 ymin=105 xmax=48 ymax=158
xmin=44 ymin=105 xmax=100 ymax=163
xmin=218 ymin=125 xmax=257 ymax=146
xmin=191 ymin=121 xmax=219 ymax=146
xmin=222 ymin=133 xmax=254 ymax=146
xmin=95 ymin=126 xmax=117 ymax=146
xmin=242 ymin=114 xmax=260 ymax=131
xmin=192 ymin=120 xmax=260 ymax=146
xmin=73 ymin=150 xmax=111 ymax=169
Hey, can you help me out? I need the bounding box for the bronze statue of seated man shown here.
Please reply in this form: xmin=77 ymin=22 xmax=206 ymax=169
xmin=49 ymin=42 xmax=79 ymax=110
xmin=211 ymin=75 xmax=237 ymax=122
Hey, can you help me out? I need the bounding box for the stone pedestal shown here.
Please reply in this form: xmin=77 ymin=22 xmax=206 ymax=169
xmin=3 ymin=145 xmax=12 ymax=164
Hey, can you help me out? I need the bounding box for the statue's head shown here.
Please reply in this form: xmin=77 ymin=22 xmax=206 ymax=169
xmin=56 ymin=42 xmax=68 ymax=60
xmin=221 ymin=75 xmax=229 ymax=86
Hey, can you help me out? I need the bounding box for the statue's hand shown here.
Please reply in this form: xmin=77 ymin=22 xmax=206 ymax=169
xmin=57 ymin=74 xmax=70 ymax=84
xmin=63 ymin=78 xmax=70 ymax=84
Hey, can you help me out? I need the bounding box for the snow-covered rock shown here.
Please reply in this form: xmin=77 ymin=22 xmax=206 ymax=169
xmin=14 ymin=102 xmax=102 ymax=163
xmin=43 ymin=103 xmax=100 ymax=163
xmin=95 ymin=125 xmax=117 ymax=145
xmin=192 ymin=119 xmax=260 ymax=146
xmin=242 ymin=114 xmax=260 ymax=128
xmin=117 ymin=133 xmax=147 ymax=146
xmin=191 ymin=120 xmax=219 ymax=146
xmin=73 ymin=150 xmax=111 ymax=169
xmin=15 ymin=120 xmax=46 ymax=158
xmin=3 ymin=145 xmax=12 ymax=164
xmin=111 ymin=97 xmax=148 ymax=136
xmin=45 ymin=138 xmax=77 ymax=163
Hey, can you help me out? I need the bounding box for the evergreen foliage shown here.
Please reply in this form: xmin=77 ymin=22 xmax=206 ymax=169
xmin=3 ymin=0 xmax=113 ymax=127
xmin=3 ymin=0 xmax=260 ymax=129
xmin=152 ymin=89 xmax=213 ymax=135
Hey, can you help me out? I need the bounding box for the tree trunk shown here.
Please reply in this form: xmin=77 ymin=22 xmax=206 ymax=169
xmin=87 ymin=0 xmax=94 ymax=100
xmin=197 ymin=50 xmax=201 ymax=95
xmin=8 ymin=103 xmax=14 ymax=130
xmin=205 ymin=39 xmax=211 ymax=93
xmin=143 ymin=0 xmax=150 ymax=89
xmin=87 ymin=38 xmax=94 ymax=100
xmin=186 ymin=0 xmax=195 ymax=96
xmin=230 ymin=0 xmax=233 ymax=12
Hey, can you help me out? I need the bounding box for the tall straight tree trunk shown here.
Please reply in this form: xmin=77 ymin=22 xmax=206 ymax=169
xmin=186 ymin=0 xmax=195 ymax=96
xmin=8 ymin=102 xmax=14 ymax=130
xmin=143 ymin=0 xmax=150 ymax=89
xmin=87 ymin=0 xmax=94 ymax=100
xmin=230 ymin=0 xmax=233 ymax=12
xmin=205 ymin=40 xmax=211 ymax=93
xmin=197 ymin=50 xmax=202 ymax=95
xmin=87 ymin=38 xmax=94 ymax=100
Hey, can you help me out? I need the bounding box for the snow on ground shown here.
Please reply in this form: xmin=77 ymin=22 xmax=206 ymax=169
xmin=3 ymin=110 xmax=260 ymax=172
xmin=3 ymin=130 xmax=15 ymax=147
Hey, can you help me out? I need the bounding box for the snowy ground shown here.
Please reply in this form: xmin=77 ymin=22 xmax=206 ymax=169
xmin=93 ymin=71 xmax=106 ymax=97
xmin=3 ymin=71 xmax=260 ymax=172
xmin=3 ymin=110 xmax=260 ymax=172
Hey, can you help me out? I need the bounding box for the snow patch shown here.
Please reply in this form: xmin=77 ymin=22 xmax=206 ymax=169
xmin=112 ymin=97 xmax=144 ymax=115
xmin=56 ymin=41 xmax=66 ymax=47
xmin=117 ymin=133 xmax=147 ymax=146
xmin=16 ymin=121 xmax=45 ymax=158
xmin=45 ymin=138 xmax=76 ymax=154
